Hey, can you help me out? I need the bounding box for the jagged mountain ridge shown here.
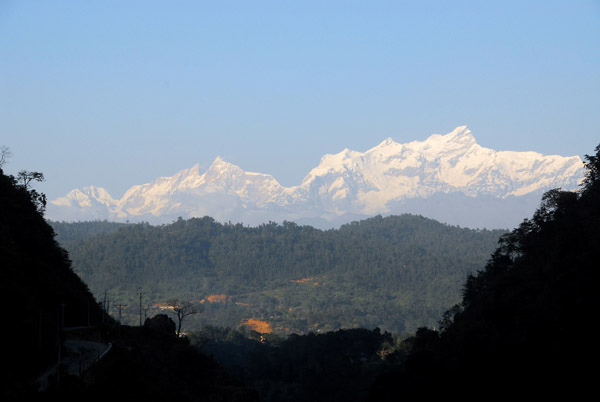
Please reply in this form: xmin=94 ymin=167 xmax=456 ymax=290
xmin=47 ymin=126 xmax=585 ymax=229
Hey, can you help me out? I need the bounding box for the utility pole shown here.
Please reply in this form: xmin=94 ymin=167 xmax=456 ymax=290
xmin=102 ymin=291 xmax=108 ymax=324
xmin=60 ymin=302 xmax=65 ymax=329
xmin=56 ymin=306 xmax=62 ymax=390
xmin=38 ymin=311 xmax=42 ymax=351
xmin=143 ymin=306 xmax=151 ymax=321
xmin=106 ymin=295 xmax=110 ymax=321
xmin=138 ymin=292 xmax=145 ymax=326
xmin=114 ymin=303 xmax=127 ymax=324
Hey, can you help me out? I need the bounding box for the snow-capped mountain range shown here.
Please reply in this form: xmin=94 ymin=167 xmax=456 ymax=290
xmin=47 ymin=126 xmax=585 ymax=229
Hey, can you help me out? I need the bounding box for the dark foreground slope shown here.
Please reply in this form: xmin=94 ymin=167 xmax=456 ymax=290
xmin=369 ymin=145 xmax=600 ymax=399
xmin=0 ymin=169 xmax=105 ymax=396
xmin=0 ymin=167 xmax=257 ymax=401
xmin=191 ymin=326 xmax=396 ymax=402
xmin=57 ymin=321 xmax=259 ymax=402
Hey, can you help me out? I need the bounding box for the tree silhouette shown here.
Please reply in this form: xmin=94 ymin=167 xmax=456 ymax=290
xmin=167 ymin=300 xmax=200 ymax=337
xmin=0 ymin=145 xmax=12 ymax=168
xmin=17 ymin=170 xmax=44 ymax=188
xmin=13 ymin=170 xmax=47 ymax=214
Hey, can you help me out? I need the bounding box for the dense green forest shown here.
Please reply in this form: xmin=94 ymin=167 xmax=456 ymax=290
xmin=50 ymin=215 xmax=506 ymax=334
xmin=49 ymin=220 xmax=128 ymax=243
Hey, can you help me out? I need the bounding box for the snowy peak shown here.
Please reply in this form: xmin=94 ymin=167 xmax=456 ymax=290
xmin=444 ymin=125 xmax=477 ymax=148
xmin=201 ymin=157 xmax=284 ymax=196
xmin=205 ymin=156 xmax=242 ymax=176
xmin=52 ymin=186 xmax=115 ymax=208
xmin=84 ymin=186 xmax=115 ymax=205
xmin=414 ymin=125 xmax=477 ymax=156
xmin=47 ymin=126 xmax=586 ymax=229
xmin=447 ymin=125 xmax=473 ymax=139
xmin=203 ymin=156 xmax=279 ymax=183
xmin=375 ymin=137 xmax=398 ymax=148
xmin=297 ymin=126 xmax=584 ymax=214
xmin=173 ymin=163 xmax=204 ymax=189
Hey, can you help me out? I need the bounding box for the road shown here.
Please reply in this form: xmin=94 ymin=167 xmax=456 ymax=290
xmin=36 ymin=339 xmax=111 ymax=391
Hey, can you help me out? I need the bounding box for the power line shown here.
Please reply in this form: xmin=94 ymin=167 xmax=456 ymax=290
xmin=138 ymin=292 xmax=145 ymax=326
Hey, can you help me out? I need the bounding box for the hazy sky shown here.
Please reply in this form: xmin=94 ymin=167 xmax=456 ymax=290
xmin=1 ymin=0 xmax=599 ymax=200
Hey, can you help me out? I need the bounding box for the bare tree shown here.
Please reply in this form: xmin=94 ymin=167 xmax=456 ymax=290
xmin=167 ymin=300 xmax=201 ymax=337
xmin=0 ymin=146 xmax=12 ymax=168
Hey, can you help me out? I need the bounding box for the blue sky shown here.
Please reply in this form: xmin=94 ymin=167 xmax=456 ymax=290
xmin=1 ymin=0 xmax=599 ymax=200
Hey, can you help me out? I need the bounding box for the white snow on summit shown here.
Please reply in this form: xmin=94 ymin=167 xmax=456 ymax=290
xmin=47 ymin=126 xmax=586 ymax=229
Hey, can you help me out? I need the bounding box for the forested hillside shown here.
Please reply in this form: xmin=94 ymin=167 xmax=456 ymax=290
xmin=368 ymin=146 xmax=600 ymax=398
xmin=51 ymin=215 xmax=506 ymax=334
xmin=50 ymin=220 xmax=128 ymax=243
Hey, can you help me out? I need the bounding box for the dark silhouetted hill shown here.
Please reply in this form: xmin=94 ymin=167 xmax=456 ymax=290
xmin=0 ymin=168 xmax=105 ymax=396
xmin=1 ymin=167 xmax=258 ymax=401
xmin=368 ymin=144 xmax=600 ymax=399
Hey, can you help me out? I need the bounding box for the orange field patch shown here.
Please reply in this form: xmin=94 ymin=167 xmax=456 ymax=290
xmin=292 ymin=277 xmax=315 ymax=283
xmin=152 ymin=302 xmax=175 ymax=310
xmin=206 ymin=294 xmax=230 ymax=303
xmin=241 ymin=318 xmax=273 ymax=334
xmin=292 ymin=275 xmax=327 ymax=284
